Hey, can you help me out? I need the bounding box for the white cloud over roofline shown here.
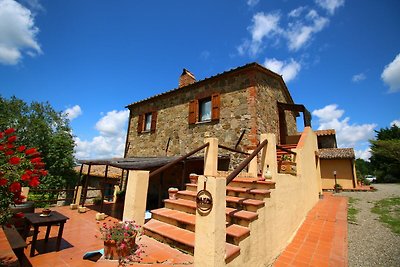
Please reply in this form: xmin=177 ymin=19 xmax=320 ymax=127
xmin=74 ymin=110 xmax=129 ymax=159
xmin=312 ymin=104 xmax=377 ymax=159
xmin=264 ymin=57 xmax=301 ymax=83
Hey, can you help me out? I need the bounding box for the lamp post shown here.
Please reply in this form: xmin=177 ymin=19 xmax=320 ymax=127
xmin=333 ymin=170 xmax=338 ymax=193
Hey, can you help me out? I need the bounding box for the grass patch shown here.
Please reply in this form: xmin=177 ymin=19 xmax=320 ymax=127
xmin=348 ymin=197 xmax=359 ymax=224
xmin=371 ymin=197 xmax=400 ymax=235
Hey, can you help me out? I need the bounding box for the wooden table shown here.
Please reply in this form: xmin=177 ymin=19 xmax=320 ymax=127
xmin=24 ymin=211 xmax=69 ymax=257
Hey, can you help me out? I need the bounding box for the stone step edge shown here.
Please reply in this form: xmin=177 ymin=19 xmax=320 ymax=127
xmin=144 ymin=219 xmax=240 ymax=262
xmin=151 ymin=207 xmax=250 ymax=239
xmin=164 ymin=199 xmax=259 ymax=221
xmin=177 ymin=190 xmax=265 ymax=207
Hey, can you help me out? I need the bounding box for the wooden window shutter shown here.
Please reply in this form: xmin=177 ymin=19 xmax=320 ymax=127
xmin=188 ymin=100 xmax=198 ymax=124
xmin=150 ymin=111 xmax=157 ymax=132
xmin=137 ymin=114 xmax=143 ymax=133
xmin=211 ymin=93 xmax=220 ymax=121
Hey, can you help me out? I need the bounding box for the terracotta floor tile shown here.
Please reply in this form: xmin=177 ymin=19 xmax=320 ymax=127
xmin=273 ymin=193 xmax=348 ymax=267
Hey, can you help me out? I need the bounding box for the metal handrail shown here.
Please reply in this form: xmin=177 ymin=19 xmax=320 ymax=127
xmin=276 ymin=145 xmax=297 ymax=155
xmin=218 ymin=144 xmax=250 ymax=155
xmin=149 ymin=142 xmax=210 ymax=178
xmin=226 ymin=139 xmax=268 ymax=185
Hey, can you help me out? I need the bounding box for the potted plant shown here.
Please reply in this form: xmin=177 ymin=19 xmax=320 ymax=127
xmin=168 ymin=187 xmax=179 ymax=200
xmin=98 ymin=220 xmax=142 ymax=260
xmin=278 ymin=154 xmax=296 ymax=175
xmin=0 ymin=128 xmax=46 ymax=226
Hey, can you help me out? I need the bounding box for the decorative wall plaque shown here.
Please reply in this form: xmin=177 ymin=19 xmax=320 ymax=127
xmin=196 ymin=177 xmax=213 ymax=215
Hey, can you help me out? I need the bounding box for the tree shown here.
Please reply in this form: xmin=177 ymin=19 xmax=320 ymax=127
xmin=0 ymin=96 xmax=77 ymax=189
xmin=370 ymin=125 xmax=400 ymax=183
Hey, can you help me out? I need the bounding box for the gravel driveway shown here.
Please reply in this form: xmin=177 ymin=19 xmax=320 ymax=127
xmin=339 ymin=184 xmax=400 ymax=267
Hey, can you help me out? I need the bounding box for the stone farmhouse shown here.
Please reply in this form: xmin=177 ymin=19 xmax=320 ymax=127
xmin=76 ymin=62 xmax=356 ymax=266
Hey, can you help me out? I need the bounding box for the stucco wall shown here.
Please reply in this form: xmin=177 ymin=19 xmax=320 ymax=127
xmin=227 ymin=128 xmax=321 ymax=266
xmin=126 ymin=69 xmax=297 ymax=161
xmin=320 ymin=159 xmax=356 ymax=189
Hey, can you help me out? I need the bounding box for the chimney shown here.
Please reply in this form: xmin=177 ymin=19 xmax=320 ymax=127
xmin=179 ymin=68 xmax=196 ymax=88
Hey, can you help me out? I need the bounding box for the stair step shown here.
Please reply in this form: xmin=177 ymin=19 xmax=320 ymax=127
xmin=229 ymin=177 xmax=276 ymax=190
xmin=177 ymin=190 xmax=265 ymax=210
xmin=151 ymin=207 xmax=250 ymax=243
xmin=144 ymin=219 xmax=240 ymax=262
xmin=164 ymin=199 xmax=258 ymax=225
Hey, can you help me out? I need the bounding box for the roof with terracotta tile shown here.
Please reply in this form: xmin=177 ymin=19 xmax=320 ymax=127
xmin=74 ymin=164 xmax=122 ymax=179
xmin=125 ymin=62 xmax=294 ymax=108
xmin=319 ymin=148 xmax=355 ymax=159
xmin=315 ymin=129 xmax=336 ymax=136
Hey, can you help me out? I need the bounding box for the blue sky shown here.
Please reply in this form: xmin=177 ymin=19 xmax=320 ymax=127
xmin=0 ymin=0 xmax=399 ymax=160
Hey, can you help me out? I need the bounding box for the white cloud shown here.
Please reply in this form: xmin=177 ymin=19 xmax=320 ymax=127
xmin=264 ymin=57 xmax=301 ymax=82
xmin=237 ymin=12 xmax=282 ymax=57
xmin=64 ymin=105 xmax=82 ymax=121
xmin=312 ymin=104 xmax=377 ymax=148
xmin=238 ymin=8 xmax=330 ymax=55
xmin=0 ymin=0 xmax=42 ymax=65
xmin=286 ymin=9 xmax=329 ymax=51
xmin=247 ymin=0 xmax=259 ymax=7
xmin=352 ymin=73 xmax=366 ymax=83
xmin=381 ymin=53 xmax=400 ymax=93
xmin=74 ymin=110 xmax=130 ymax=159
xmin=288 ymin=6 xmax=306 ymax=18
xmin=391 ymin=119 xmax=400 ymax=127
xmin=315 ymin=0 xmax=345 ymax=15
xmin=355 ymin=148 xmax=371 ymax=161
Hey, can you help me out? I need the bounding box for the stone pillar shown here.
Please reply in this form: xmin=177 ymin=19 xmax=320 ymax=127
xmin=248 ymin=149 xmax=258 ymax=177
xmin=260 ymin=133 xmax=277 ymax=179
xmin=194 ymin=175 xmax=226 ymax=267
xmin=204 ymin=138 xmax=218 ymax=176
xmin=123 ymin=170 xmax=149 ymax=226
xmin=113 ymin=185 xmax=121 ymax=203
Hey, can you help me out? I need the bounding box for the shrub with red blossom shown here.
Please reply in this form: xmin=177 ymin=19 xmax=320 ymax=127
xmin=0 ymin=128 xmax=47 ymax=224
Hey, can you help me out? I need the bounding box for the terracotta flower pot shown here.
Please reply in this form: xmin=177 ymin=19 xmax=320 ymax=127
xmin=189 ymin=174 xmax=198 ymax=184
xmin=104 ymin=240 xmax=118 ymax=260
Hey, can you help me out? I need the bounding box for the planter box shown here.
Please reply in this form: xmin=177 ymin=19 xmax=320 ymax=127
xmin=278 ymin=161 xmax=297 ymax=175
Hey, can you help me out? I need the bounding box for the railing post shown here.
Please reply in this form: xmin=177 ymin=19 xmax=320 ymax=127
xmin=248 ymin=149 xmax=258 ymax=177
xmin=123 ymin=170 xmax=149 ymax=226
xmin=204 ymin=138 xmax=218 ymax=176
xmin=74 ymin=186 xmax=83 ymax=205
xmin=260 ymin=133 xmax=277 ymax=179
xmin=194 ymin=175 xmax=226 ymax=266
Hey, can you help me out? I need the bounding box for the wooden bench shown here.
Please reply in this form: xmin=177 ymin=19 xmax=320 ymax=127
xmin=2 ymin=225 xmax=27 ymax=263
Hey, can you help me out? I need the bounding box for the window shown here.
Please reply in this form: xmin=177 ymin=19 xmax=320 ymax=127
xmin=188 ymin=93 xmax=220 ymax=124
xmin=144 ymin=113 xmax=152 ymax=131
xmin=199 ymin=97 xmax=211 ymax=122
xmin=137 ymin=111 xmax=157 ymax=133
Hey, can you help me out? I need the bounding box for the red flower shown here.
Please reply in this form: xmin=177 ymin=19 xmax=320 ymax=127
xmin=7 ymin=135 xmax=17 ymax=143
xmin=29 ymin=177 xmax=40 ymax=187
xmin=0 ymin=132 xmax=4 ymax=139
xmin=31 ymin=157 xmax=42 ymax=164
xmin=0 ymin=144 xmax=4 ymax=151
xmin=13 ymin=212 xmax=24 ymax=219
xmin=4 ymin=128 xmax=15 ymax=135
xmin=5 ymin=150 xmax=13 ymax=156
xmin=9 ymin=182 xmax=21 ymax=193
xmin=25 ymin=148 xmax=37 ymax=155
xmin=7 ymin=144 xmax=13 ymax=149
xmin=40 ymin=170 xmax=48 ymax=176
xmin=17 ymin=145 xmax=26 ymax=152
xmin=0 ymin=178 xmax=7 ymax=186
xmin=21 ymin=173 xmax=30 ymax=181
xmin=9 ymin=157 xmax=21 ymax=165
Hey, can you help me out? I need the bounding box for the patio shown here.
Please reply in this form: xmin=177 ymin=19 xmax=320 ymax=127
xmin=19 ymin=205 xmax=194 ymax=267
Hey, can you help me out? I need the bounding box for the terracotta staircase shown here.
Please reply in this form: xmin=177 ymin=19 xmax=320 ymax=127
xmin=143 ymin=176 xmax=276 ymax=263
xmin=276 ymin=144 xmax=297 ymax=162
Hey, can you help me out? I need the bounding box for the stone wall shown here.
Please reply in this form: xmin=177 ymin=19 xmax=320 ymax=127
xmin=126 ymin=68 xmax=298 ymax=164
